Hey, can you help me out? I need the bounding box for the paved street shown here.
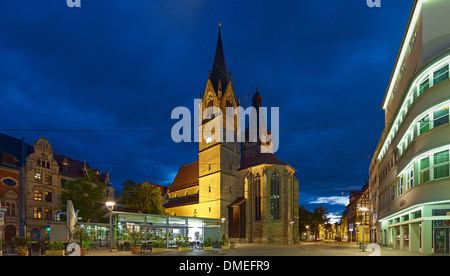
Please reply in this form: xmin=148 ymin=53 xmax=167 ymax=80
xmin=84 ymin=241 xmax=426 ymax=257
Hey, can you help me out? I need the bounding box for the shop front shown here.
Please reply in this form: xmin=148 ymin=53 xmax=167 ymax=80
xmin=111 ymin=211 xmax=221 ymax=249
xmin=433 ymin=220 xmax=450 ymax=254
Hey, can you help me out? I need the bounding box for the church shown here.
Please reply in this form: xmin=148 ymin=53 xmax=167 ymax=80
xmin=163 ymin=25 xmax=299 ymax=244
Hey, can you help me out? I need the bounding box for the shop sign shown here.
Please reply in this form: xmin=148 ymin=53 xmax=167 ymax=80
xmin=434 ymin=220 xmax=450 ymax=226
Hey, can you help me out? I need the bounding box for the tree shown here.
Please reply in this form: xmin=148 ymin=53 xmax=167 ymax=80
xmin=311 ymin=206 xmax=330 ymax=238
xmin=61 ymin=169 xmax=108 ymax=223
xmin=121 ymin=181 xmax=166 ymax=215
xmin=298 ymin=206 xmax=312 ymax=235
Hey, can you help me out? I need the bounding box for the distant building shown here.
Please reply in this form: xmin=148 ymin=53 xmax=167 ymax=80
xmin=0 ymin=134 xmax=113 ymax=242
xmin=369 ymin=0 xmax=450 ymax=254
xmin=163 ymin=26 xmax=299 ymax=244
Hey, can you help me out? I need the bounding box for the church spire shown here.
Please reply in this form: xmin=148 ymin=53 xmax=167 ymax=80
xmin=210 ymin=23 xmax=229 ymax=94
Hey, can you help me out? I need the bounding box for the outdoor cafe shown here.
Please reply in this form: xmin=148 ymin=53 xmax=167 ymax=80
xmin=111 ymin=211 xmax=222 ymax=250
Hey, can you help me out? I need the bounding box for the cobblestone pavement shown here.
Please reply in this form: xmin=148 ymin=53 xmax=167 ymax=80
xmin=83 ymin=241 xmax=427 ymax=256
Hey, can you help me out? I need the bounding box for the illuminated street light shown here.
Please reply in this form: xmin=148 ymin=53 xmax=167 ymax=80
xmin=359 ymin=207 xmax=369 ymax=252
xmin=106 ymin=202 xmax=115 ymax=252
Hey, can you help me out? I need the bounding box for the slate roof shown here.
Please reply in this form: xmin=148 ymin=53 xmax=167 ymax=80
xmin=239 ymin=153 xmax=287 ymax=170
xmin=168 ymin=161 xmax=199 ymax=192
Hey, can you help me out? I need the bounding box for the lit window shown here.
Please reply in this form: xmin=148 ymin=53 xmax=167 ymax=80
xmin=34 ymin=190 xmax=42 ymax=201
xmin=35 ymin=173 xmax=42 ymax=183
xmin=433 ymin=107 xmax=449 ymax=128
xmin=419 ymin=115 xmax=430 ymax=134
xmin=418 ymin=78 xmax=429 ymax=95
xmin=34 ymin=207 xmax=42 ymax=219
xmin=270 ymin=172 xmax=280 ymax=220
xmin=420 ymin=157 xmax=430 ymax=183
xmin=433 ymin=150 xmax=450 ymax=179
xmin=433 ymin=64 xmax=449 ymax=86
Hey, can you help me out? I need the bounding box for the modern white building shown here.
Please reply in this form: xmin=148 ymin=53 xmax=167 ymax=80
xmin=370 ymin=0 xmax=450 ymax=254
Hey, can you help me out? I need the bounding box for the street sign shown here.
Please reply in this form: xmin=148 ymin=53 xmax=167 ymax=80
xmin=349 ymin=223 xmax=353 ymax=232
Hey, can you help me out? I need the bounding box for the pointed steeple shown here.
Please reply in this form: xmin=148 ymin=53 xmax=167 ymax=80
xmin=210 ymin=23 xmax=229 ymax=94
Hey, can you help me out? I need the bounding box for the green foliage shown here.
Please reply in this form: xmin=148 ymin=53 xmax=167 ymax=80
xmin=49 ymin=241 xmax=65 ymax=250
xmin=120 ymin=181 xmax=166 ymax=215
xmin=203 ymin=237 xmax=212 ymax=247
xmin=60 ymin=169 xmax=108 ymax=223
xmin=124 ymin=228 xmax=145 ymax=247
xmin=12 ymin=236 xmax=29 ymax=247
xmin=153 ymin=237 xmax=166 ymax=248
xmin=71 ymin=226 xmax=93 ymax=248
xmin=221 ymin=235 xmax=228 ymax=246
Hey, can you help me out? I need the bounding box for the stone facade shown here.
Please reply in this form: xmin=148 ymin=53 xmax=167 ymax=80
xmin=164 ymin=26 xmax=299 ymax=244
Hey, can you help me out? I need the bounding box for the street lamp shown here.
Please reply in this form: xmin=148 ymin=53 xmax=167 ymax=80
xmin=359 ymin=207 xmax=368 ymax=252
xmin=106 ymin=202 xmax=115 ymax=252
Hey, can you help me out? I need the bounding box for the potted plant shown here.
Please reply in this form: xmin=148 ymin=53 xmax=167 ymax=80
xmin=203 ymin=237 xmax=213 ymax=251
xmin=125 ymin=228 xmax=144 ymax=254
xmin=13 ymin=236 xmax=30 ymax=256
xmin=46 ymin=241 xmax=66 ymax=256
xmin=71 ymin=226 xmax=92 ymax=256
xmin=178 ymin=237 xmax=190 ymax=252
xmin=230 ymin=240 xmax=237 ymax=249
xmin=221 ymin=235 xmax=230 ymax=250
xmin=152 ymin=237 xmax=165 ymax=253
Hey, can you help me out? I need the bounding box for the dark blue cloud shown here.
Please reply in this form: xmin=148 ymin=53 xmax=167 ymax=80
xmin=0 ymin=0 xmax=414 ymax=219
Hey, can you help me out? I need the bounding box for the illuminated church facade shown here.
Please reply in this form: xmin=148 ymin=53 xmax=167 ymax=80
xmin=164 ymin=26 xmax=299 ymax=244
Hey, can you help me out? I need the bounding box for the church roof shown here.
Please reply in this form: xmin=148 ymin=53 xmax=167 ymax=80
xmin=239 ymin=153 xmax=287 ymax=170
xmin=210 ymin=24 xmax=229 ymax=94
xmin=169 ymin=161 xmax=199 ymax=192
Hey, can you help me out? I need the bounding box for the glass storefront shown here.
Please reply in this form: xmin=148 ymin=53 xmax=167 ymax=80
xmin=111 ymin=211 xmax=221 ymax=248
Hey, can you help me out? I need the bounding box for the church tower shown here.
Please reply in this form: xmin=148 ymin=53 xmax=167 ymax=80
xmin=198 ymin=24 xmax=241 ymax=231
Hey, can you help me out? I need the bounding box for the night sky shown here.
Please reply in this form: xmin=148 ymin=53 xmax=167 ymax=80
xmin=0 ymin=0 xmax=414 ymax=223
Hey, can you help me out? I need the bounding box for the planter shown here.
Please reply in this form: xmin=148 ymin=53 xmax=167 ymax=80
xmin=221 ymin=245 xmax=230 ymax=250
xmin=131 ymin=246 xmax=141 ymax=254
xmin=178 ymin=247 xmax=191 ymax=252
xmin=203 ymin=246 xmax=213 ymax=251
xmin=230 ymin=244 xmax=236 ymax=249
xmin=18 ymin=251 xmax=29 ymax=256
xmin=46 ymin=250 xmax=65 ymax=256
xmin=152 ymin=248 xmax=165 ymax=253
xmin=80 ymin=248 xmax=87 ymax=256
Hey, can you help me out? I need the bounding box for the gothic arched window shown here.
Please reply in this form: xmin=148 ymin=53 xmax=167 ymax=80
xmin=254 ymin=173 xmax=261 ymax=221
xmin=270 ymin=171 xmax=280 ymax=220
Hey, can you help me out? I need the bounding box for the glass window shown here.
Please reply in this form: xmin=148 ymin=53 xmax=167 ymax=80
xmin=254 ymin=174 xmax=261 ymax=221
xmin=270 ymin=172 xmax=280 ymax=220
xmin=408 ymin=168 xmax=414 ymax=188
xmin=2 ymin=178 xmax=17 ymax=187
xmin=419 ymin=115 xmax=430 ymax=134
xmin=45 ymin=192 xmax=52 ymax=202
xmin=34 ymin=207 xmax=42 ymax=219
xmin=433 ymin=64 xmax=449 ymax=86
xmin=420 ymin=157 xmax=430 ymax=183
xmin=35 ymin=173 xmax=42 ymax=183
xmin=433 ymin=107 xmax=449 ymax=128
xmin=418 ymin=78 xmax=429 ymax=95
xmin=34 ymin=190 xmax=42 ymax=201
xmin=434 ymin=150 xmax=450 ymax=179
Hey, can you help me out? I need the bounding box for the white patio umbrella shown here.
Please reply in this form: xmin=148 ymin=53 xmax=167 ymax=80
xmin=66 ymin=200 xmax=77 ymax=241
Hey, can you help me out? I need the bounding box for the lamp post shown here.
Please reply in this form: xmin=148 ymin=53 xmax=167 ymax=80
xmin=106 ymin=202 xmax=115 ymax=252
xmin=359 ymin=207 xmax=368 ymax=252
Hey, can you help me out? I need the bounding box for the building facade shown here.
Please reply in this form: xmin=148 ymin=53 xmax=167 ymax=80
xmin=0 ymin=134 xmax=114 ymax=242
xmin=369 ymin=0 xmax=450 ymax=254
xmin=164 ymin=26 xmax=299 ymax=244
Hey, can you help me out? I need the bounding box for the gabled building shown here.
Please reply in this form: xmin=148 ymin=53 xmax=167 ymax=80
xmin=0 ymin=134 xmax=113 ymax=242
